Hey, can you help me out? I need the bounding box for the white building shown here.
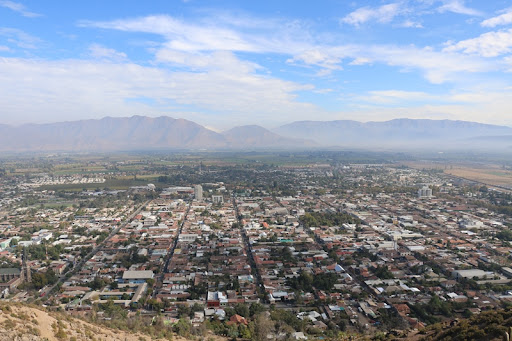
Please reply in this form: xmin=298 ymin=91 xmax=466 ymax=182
xmin=212 ymin=195 xmax=224 ymax=204
xmin=194 ymin=185 xmax=203 ymax=202
xmin=418 ymin=186 xmax=432 ymax=198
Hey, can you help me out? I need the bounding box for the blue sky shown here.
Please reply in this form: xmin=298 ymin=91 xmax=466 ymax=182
xmin=1 ymin=0 xmax=512 ymax=129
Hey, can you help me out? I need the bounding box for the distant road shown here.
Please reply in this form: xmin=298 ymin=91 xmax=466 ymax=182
xmin=43 ymin=199 xmax=151 ymax=299
xmin=232 ymin=193 xmax=267 ymax=302
xmin=153 ymin=202 xmax=190 ymax=297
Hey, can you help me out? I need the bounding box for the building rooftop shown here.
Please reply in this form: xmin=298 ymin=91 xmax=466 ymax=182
xmin=122 ymin=270 xmax=154 ymax=280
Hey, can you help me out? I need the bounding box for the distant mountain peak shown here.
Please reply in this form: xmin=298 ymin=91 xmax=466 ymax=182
xmin=0 ymin=116 xmax=313 ymax=152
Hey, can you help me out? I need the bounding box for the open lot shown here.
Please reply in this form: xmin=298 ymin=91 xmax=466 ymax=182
xmin=403 ymin=161 xmax=512 ymax=189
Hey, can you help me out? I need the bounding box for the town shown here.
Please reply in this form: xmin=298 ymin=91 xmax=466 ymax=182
xmin=0 ymin=153 xmax=511 ymax=340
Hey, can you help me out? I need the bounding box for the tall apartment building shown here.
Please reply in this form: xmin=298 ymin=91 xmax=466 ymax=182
xmin=418 ymin=185 xmax=433 ymax=198
xmin=194 ymin=184 xmax=203 ymax=202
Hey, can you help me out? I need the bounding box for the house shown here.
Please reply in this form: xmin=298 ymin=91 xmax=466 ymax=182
xmin=0 ymin=238 xmax=12 ymax=250
xmin=227 ymin=314 xmax=248 ymax=326
xmin=292 ymin=332 xmax=307 ymax=340
xmin=207 ymin=291 xmax=227 ymax=307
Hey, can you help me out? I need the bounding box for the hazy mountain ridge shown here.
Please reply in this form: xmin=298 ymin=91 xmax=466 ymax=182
xmin=275 ymin=118 xmax=512 ymax=150
xmin=0 ymin=116 xmax=511 ymax=152
xmin=222 ymin=125 xmax=316 ymax=148
xmin=0 ymin=116 xmax=309 ymax=152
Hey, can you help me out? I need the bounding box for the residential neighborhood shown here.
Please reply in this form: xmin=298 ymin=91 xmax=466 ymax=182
xmin=0 ymin=156 xmax=511 ymax=340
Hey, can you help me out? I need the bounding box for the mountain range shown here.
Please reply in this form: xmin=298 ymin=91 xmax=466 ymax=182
xmin=275 ymin=119 xmax=512 ymax=150
xmin=0 ymin=115 xmax=511 ymax=152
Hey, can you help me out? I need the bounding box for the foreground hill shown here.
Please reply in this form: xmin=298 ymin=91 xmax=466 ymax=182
xmin=0 ymin=302 xmax=215 ymax=341
xmin=418 ymin=308 xmax=512 ymax=341
xmin=275 ymin=118 xmax=512 ymax=151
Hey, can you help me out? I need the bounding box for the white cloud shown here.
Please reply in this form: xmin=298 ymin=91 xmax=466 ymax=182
xmin=291 ymin=44 xmax=493 ymax=83
xmin=481 ymin=7 xmax=512 ymax=28
xmin=156 ymin=49 xmax=261 ymax=75
xmin=349 ymin=57 xmax=372 ymax=65
xmin=443 ymin=29 xmax=512 ymax=57
xmin=341 ymin=3 xmax=403 ymax=26
xmin=82 ymin=13 xmax=500 ymax=84
xmin=0 ymin=57 xmax=318 ymax=128
xmin=0 ymin=0 xmax=40 ymax=17
xmin=88 ymin=44 xmax=127 ymax=62
xmin=0 ymin=45 xmax=10 ymax=51
xmin=372 ymin=45 xmax=493 ymax=83
xmin=80 ymin=15 xmax=263 ymax=53
xmin=400 ymin=20 xmax=423 ymax=28
xmin=287 ymin=49 xmax=344 ymax=73
xmin=0 ymin=27 xmax=41 ymax=49
xmin=80 ymin=14 xmax=312 ymax=56
xmin=437 ymin=0 xmax=482 ymax=16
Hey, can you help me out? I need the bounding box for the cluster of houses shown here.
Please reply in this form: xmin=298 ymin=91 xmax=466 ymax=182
xmin=0 ymin=163 xmax=511 ymax=337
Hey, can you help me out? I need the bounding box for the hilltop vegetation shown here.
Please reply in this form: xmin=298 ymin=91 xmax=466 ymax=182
xmin=420 ymin=308 xmax=512 ymax=341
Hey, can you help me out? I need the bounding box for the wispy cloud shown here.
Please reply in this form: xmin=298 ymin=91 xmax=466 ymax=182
xmin=79 ymin=15 xmax=263 ymax=53
xmin=481 ymin=7 xmax=512 ymax=28
xmin=443 ymin=29 xmax=512 ymax=57
xmin=289 ymin=44 xmax=493 ymax=83
xmin=0 ymin=27 xmax=41 ymax=49
xmin=88 ymin=44 xmax=127 ymax=62
xmin=0 ymin=0 xmax=40 ymax=17
xmin=437 ymin=0 xmax=482 ymax=16
xmin=340 ymin=1 xmax=481 ymax=28
xmin=400 ymin=20 xmax=423 ymax=28
xmin=79 ymin=14 xmax=311 ymax=55
xmin=287 ymin=49 xmax=346 ymax=74
xmin=80 ymin=13 xmax=502 ymax=84
xmin=341 ymin=3 xmax=404 ymax=26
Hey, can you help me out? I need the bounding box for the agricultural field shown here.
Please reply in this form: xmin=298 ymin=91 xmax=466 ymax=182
xmin=403 ymin=161 xmax=512 ymax=190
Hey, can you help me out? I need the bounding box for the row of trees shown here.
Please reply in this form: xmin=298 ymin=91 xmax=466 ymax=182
xmin=300 ymin=211 xmax=361 ymax=228
xmin=287 ymin=271 xmax=338 ymax=292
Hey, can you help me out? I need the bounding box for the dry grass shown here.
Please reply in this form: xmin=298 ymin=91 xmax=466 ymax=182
xmin=0 ymin=302 xmax=202 ymax=341
xmin=444 ymin=167 xmax=512 ymax=187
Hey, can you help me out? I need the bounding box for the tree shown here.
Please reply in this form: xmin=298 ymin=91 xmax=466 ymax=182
xmin=239 ymin=324 xmax=252 ymax=339
xmin=32 ymin=272 xmax=48 ymax=290
xmin=173 ymin=318 xmax=191 ymax=337
xmin=235 ymin=303 xmax=250 ymax=318
xmin=89 ymin=276 xmax=106 ymax=290
xmin=253 ymin=313 xmax=274 ymax=341
xmin=227 ymin=324 xmax=239 ymax=338
xmin=249 ymin=302 xmax=265 ymax=317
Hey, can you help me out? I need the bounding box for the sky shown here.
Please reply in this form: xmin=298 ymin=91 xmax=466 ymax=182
xmin=1 ymin=0 xmax=512 ymax=130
